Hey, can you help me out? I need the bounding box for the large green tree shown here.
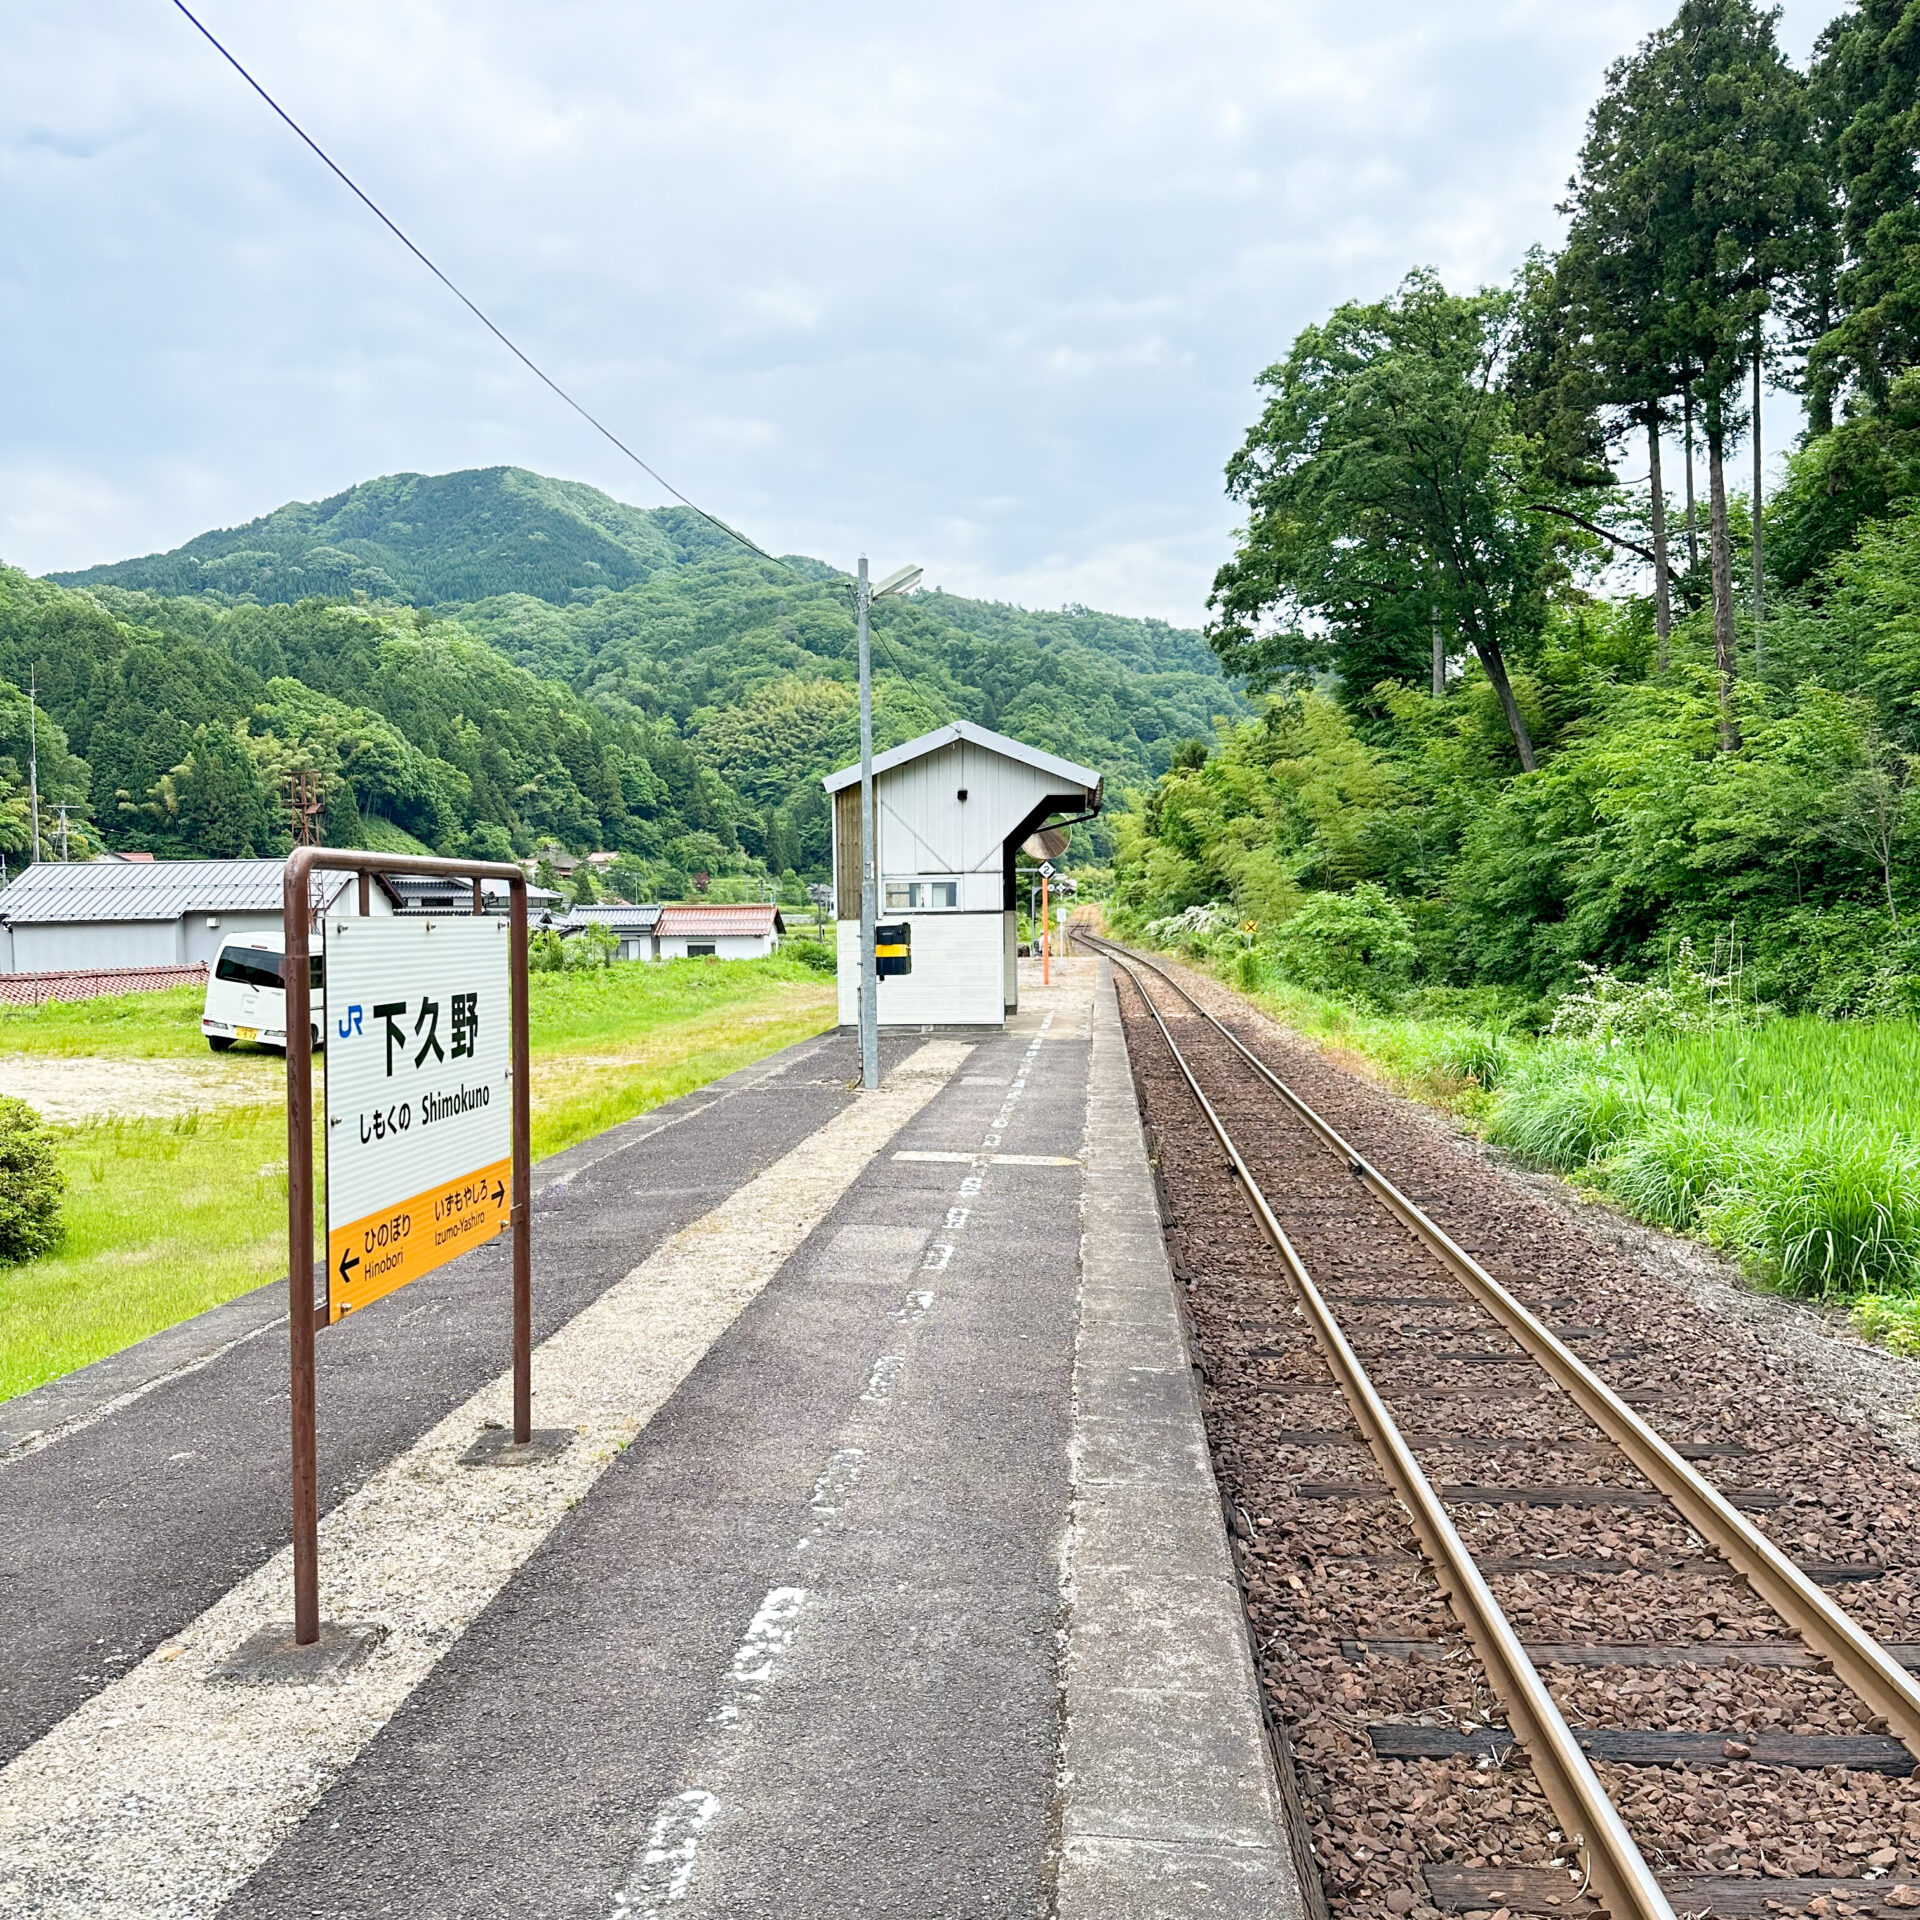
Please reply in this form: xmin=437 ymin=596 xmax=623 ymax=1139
xmin=1554 ymin=51 xmax=1701 ymax=661
xmin=1809 ymin=0 xmax=1920 ymax=413
xmin=1210 ymin=271 xmax=1575 ymax=771
xmin=1552 ymin=1 xmax=1816 ymax=740
xmin=1650 ymin=1 xmax=1817 ymax=730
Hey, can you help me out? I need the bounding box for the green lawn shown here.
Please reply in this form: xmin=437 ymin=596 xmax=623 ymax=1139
xmin=0 ymin=983 xmax=217 ymax=1058
xmin=0 ymin=955 xmax=837 ymax=1402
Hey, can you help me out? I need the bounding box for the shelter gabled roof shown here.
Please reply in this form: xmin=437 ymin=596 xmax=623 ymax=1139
xmin=654 ymin=903 xmax=785 ymax=939
xmin=821 ymin=720 xmax=1100 ymax=804
xmin=0 ymin=857 xmax=383 ymax=925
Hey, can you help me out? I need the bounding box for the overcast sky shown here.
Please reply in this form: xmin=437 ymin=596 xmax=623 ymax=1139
xmin=2 ymin=1 xmax=1843 ymax=625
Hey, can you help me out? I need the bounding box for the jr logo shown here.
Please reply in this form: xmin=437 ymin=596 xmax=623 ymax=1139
xmin=337 ymin=1004 xmax=364 ymax=1041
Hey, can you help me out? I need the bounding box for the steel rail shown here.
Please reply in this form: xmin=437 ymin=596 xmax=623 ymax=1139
xmin=1087 ymin=931 xmax=1920 ymax=1762
xmin=1102 ymin=946 xmax=1675 ymax=1920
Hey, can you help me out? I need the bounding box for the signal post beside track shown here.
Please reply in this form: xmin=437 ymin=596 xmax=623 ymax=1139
xmin=282 ymin=847 xmax=533 ymax=1647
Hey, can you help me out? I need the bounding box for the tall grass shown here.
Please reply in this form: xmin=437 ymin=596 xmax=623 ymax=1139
xmin=1603 ymin=1110 xmax=1759 ymax=1232
xmin=1702 ymin=1127 xmax=1920 ymax=1298
xmin=1485 ymin=1051 xmax=1655 ymax=1171
xmin=1197 ymin=937 xmax=1920 ymax=1316
xmin=1611 ymin=1020 xmax=1920 ymax=1140
xmin=1489 ymin=1021 xmax=1920 ymax=1300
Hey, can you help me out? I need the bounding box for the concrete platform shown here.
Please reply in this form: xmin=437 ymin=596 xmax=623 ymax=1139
xmin=0 ymin=958 xmax=1303 ymax=1920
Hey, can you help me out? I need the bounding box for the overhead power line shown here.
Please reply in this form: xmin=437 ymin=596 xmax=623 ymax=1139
xmin=169 ymin=0 xmax=780 ymax=566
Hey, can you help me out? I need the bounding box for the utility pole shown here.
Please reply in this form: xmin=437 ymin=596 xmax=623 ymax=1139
xmin=851 ymin=557 xmax=921 ymax=1093
xmin=28 ymin=670 xmax=39 ymax=867
xmin=56 ymin=804 xmax=69 ymax=862
xmin=857 ymin=556 xmax=879 ymax=1091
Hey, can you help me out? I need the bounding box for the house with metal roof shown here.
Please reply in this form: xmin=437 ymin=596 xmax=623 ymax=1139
xmin=653 ymin=902 xmax=784 ymax=961
xmin=822 ymin=720 xmax=1101 ymax=1028
xmin=387 ymin=874 xmax=565 ymax=919
xmin=0 ymin=858 xmax=397 ymax=973
xmin=559 ymin=903 xmax=662 ymax=961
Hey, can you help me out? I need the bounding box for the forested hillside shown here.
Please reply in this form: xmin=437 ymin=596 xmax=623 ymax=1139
xmin=53 ymin=468 xmax=718 ymax=606
xmin=1114 ymin=0 xmax=1920 ymax=1023
xmin=16 ymin=469 xmax=1240 ymax=884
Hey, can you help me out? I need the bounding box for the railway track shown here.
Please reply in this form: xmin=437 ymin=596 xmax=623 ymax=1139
xmin=1080 ymin=932 xmax=1920 ymax=1920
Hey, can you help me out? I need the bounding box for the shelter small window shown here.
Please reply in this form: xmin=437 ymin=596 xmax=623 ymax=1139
xmin=686 ymin=943 xmax=717 ymax=958
xmin=884 ymin=881 xmax=958 ymax=910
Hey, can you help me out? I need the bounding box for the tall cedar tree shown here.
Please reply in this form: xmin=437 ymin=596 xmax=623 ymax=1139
xmin=1210 ymin=271 xmax=1565 ymax=771
xmin=1608 ymin=2 xmax=1819 ymax=745
xmin=1789 ymin=21 xmax=1849 ymax=437
xmin=1540 ymin=123 xmax=1688 ymax=667
xmin=1809 ymin=0 xmax=1920 ymax=413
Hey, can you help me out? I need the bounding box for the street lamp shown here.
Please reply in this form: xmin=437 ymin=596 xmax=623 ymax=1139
xmin=856 ymin=555 xmax=922 ymax=1091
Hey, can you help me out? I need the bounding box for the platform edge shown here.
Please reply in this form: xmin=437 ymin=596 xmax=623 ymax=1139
xmin=1053 ymin=959 xmax=1312 ymax=1920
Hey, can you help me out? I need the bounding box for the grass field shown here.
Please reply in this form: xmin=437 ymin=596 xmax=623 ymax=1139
xmin=0 ymin=954 xmax=837 ymax=1401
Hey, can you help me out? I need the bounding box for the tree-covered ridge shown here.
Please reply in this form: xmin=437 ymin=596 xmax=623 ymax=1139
xmin=49 ymin=468 xmax=731 ymax=607
xmin=10 ymin=468 xmax=1241 ymax=880
xmin=1113 ymin=0 xmax=1920 ymax=1022
xmin=452 ymin=552 xmax=1232 ymax=787
xmin=0 ymin=568 xmax=739 ymax=871
xmin=36 ymin=465 xmax=1240 ymax=872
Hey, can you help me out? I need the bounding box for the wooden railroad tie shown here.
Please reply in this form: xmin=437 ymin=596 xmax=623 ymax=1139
xmin=1290 ymin=1479 xmax=1787 ymax=1510
xmin=1343 ymin=1634 xmax=1920 ymax=1671
xmin=1323 ymin=1551 xmax=1891 ymax=1583
xmin=1426 ymin=1865 xmax=1920 ymax=1919
xmin=1275 ymin=1427 xmax=1747 ymax=1459
xmin=1369 ymin=1719 xmax=1915 ymax=1775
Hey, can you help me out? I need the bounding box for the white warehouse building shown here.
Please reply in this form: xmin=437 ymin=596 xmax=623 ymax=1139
xmin=0 ymin=857 xmax=396 ymax=973
xmin=823 ymin=721 xmax=1102 ymax=1029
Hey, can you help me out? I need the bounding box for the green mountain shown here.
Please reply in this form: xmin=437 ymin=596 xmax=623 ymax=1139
xmin=20 ymin=467 xmax=1242 ymax=880
xmin=52 ymin=468 xmax=724 ymax=606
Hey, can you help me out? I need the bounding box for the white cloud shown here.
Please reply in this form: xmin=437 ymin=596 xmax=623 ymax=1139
xmin=0 ymin=0 xmax=1846 ymax=622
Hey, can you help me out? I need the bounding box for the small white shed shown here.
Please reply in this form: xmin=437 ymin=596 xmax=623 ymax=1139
xmin=654 ymin=902 xmax=784 ymax=960
xmin=822 ymin=721 xmax=1102 ymax=1029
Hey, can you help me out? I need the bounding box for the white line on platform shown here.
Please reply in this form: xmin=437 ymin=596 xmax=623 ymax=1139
xmin=614 ymin=1790 xmax=718 ymax=1914
xmin=809 ymin=1446 xmax=865 ymax=1516
xmin=859 ymin=1353 xmax=906 ymax=1404
xmin=892 ymin=1150 xmax=1080 ymax=1166
xmin=0 ymin=1041 xmax=970 ymax=1920
xmin=717 ymin=1586 xmax=808 ymax=1724
xmin=607 ymin=1009 xmax=1062 ymax=1915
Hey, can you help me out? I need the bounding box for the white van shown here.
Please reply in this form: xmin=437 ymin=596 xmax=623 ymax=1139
xmin=201 ymin=939 xmax=325 ymax=1054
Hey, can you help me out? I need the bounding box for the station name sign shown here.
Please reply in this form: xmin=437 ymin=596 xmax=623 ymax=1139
xmin=324 ymin=915 xmax=513 ymax=1320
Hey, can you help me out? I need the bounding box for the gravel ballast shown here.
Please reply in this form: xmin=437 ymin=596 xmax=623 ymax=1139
xmin=1110 ymin=956 xmax=1920 ymax=1915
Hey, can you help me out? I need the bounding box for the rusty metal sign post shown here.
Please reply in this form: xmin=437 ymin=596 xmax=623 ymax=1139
xmin=282 ymin=848 xmax=532 ymax=1646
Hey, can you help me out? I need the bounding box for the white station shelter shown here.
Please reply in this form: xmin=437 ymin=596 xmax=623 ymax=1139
xmin=823 ymin=720 xmax=1102 ymax=1029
